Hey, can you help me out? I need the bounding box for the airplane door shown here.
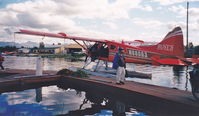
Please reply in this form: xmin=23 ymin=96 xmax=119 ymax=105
xmin=99 ymin=43 xmax=109 ymax=58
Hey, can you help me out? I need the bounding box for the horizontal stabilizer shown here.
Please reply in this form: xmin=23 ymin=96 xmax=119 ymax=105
xmin=151 ymin=56 xmax=187 ymax=65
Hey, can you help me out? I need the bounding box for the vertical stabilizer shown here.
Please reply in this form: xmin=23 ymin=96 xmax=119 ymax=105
xmin=141 ymin=27 xmax=184 ymax=57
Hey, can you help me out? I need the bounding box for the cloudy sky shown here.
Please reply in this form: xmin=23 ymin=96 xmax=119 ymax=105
xmin=0 ymin=0 xmax=199 ymax=46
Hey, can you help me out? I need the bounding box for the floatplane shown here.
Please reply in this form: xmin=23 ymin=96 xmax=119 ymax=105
xmin=15 ymin=27 xmax=199 ymax=78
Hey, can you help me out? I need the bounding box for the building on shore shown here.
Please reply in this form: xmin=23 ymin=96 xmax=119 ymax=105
xmin=65 ymin=44 xmax=83 ymax=54
xmin=30 ymin=44 xmax=83 ymax=55
xmin=17 ymin=48 xmax=30 ymax=54
xmin=31 ymin=47 xmax=59 ymax=54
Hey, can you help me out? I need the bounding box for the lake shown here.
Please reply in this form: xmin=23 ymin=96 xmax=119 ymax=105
xmin=0 ymin=56 xmax=194 ymax=116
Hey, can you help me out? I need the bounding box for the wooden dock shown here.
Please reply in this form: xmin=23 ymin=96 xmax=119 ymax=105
xmin=0 ymin=69 xmax=59 ymax=92
xmin=0 ymin=69 xmax=199 ymax=115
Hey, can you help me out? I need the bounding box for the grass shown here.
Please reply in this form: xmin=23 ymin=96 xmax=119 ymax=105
xmin=57 ymin=68 xmax=89 ymax=78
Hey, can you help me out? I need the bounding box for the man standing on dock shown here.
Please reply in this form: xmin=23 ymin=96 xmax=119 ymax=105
xmin=112 ymin=48 xmax=126 ymax=85
xmin=0 ymin=54 xmax=4 ymax=70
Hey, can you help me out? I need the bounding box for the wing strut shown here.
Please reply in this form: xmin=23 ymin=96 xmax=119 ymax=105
xmin=73 ymin=40 xmax=86 ymax=50
xmin=83 ymin=41 xmax=89 ymax=49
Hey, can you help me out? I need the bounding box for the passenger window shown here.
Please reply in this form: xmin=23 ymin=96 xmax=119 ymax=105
xmin=110 ymin=45 xmax=116 ymax=50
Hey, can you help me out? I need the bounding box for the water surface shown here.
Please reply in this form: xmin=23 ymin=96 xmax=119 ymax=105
xmin=3 ymin=56 xmax=192 ymax=91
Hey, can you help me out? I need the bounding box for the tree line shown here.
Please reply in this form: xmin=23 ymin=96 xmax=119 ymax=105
xmin=0 ymin=46 xmax=17 ymax=52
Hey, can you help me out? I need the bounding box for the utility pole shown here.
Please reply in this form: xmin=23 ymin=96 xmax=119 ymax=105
xmin=186 ymin=2 xmax=189 ymax=52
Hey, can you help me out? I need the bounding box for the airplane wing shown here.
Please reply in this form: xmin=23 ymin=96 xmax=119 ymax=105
xmin=15 ymin=29 xmax=106 ymax=43
xmin=15 ymin=29 xmax=107 ymax=50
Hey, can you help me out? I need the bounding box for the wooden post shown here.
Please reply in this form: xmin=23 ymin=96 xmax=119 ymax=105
xmin=36 ymin=56 xmax=43 ymax=76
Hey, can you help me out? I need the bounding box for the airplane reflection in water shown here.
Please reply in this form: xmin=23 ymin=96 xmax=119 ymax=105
xmin=0 ymin=86 xmax=147 ymax=116
xmin=62 ymin=90 xmax=147 ymax=116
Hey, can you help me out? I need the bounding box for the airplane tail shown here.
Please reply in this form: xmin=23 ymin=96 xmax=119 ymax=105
xmin=141 ymin=27 xmax=184 ymax=57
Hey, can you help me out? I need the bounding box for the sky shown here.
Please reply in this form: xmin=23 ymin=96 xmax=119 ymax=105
xmin=0 ymin=0 xmax=199 ymax=46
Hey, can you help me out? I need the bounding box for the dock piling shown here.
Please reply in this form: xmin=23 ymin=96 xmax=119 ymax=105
xmin=36 ymin=56 xmax=43 ymax=76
